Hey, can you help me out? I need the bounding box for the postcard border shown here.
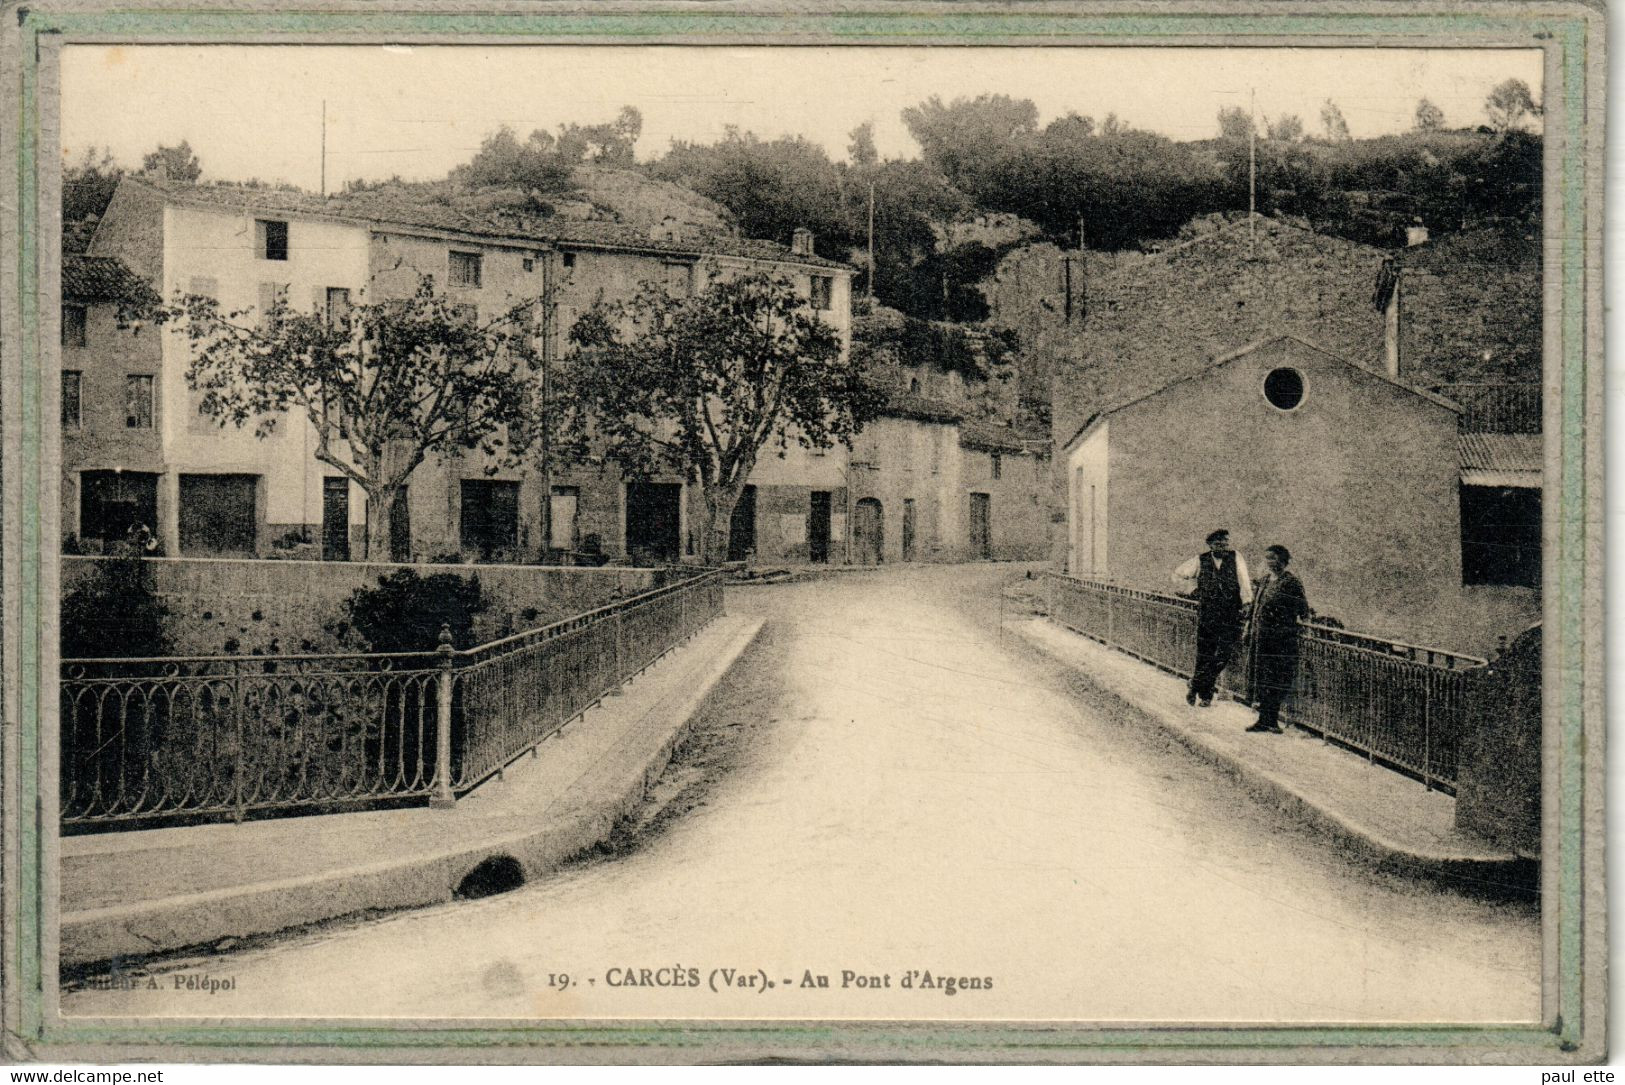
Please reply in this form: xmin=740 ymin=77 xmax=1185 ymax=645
xmin=1 ymin=0 xmax=1605 ymax=1064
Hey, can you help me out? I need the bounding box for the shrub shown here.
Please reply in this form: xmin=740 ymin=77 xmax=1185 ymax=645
xmin=340 ymin=568 xmax=489 ymax=653
xmin=60 ymin=555 xmax=171 ymax=660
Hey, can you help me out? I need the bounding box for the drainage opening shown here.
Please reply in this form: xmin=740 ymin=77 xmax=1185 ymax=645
xmin=455 ymin=854 xmax=525 ymax=899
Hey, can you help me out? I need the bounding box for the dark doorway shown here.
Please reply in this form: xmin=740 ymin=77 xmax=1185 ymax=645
xmin=902 ymin=498 xmax=917 ymax=561
xmin=460 ymin=479 xmax=521 ymax=561
xmin=727 ymin=485 xmax=757 ymax=562
xmin=79 ymin=471 xmax=159 ymax=552
xmin=389 ymin=488 xmax=412 ymax=563
xmin=808 ymin=491 xmax=832 ymax=564
xmin=1460 ymin=485 xmax=1540 ymax=587
xmin=178 ymin=474 xmax=259 ymax=557
xmin=626 ymin=483 xmax=682 ymax=564
xmin=322 ymin=477 xmax=350 ymax=561
xmin=854 ymin=497 xmax=884 ymax=565
xmin=969 ymin=492 xmax=992 ymax=560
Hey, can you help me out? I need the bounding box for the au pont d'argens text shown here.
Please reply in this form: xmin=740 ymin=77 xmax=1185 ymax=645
xmin=542 ymin=966 xmax=995 ymax=996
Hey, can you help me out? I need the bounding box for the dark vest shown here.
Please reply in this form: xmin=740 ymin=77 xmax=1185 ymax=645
xmin=1194 ymin=551 xmax=1242 ymax=613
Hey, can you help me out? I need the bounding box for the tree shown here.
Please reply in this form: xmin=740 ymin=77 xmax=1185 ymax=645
xmin=169 ymin=278 xmax=544 ymax=560
xmin=1266 ymin=114 xmax=1305 ymax=142
xmin=1414 ymin=98 xmax=1446 ymax=132
xmin=1485 ymin=78 xmax=1541 ymax=132
xmin=450 ymin=125 xmax=576 ymax=193
xmin=1217 ymin=106 xmax=1256 ymax=141
xmin=139 ymin=141 xmax=201 ymax=183
xmin=901 ymin=93 xmax=1039 ymax=190
xmin=559 ymin=270 xmax=881 ymax=564
xmin=847 ymin=121 xmax=879 ymax=167
xmin=1319 ymin=99 xmax=1351 ymax=142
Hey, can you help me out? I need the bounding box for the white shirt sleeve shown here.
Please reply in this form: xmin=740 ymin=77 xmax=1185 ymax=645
xmin=1235 ymin=554 xmax=1253 ymax=602
xmin=1171 ymin=556 xmax=1200 ymax=594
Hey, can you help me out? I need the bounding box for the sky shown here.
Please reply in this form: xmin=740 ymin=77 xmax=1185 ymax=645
xmin=60 ymin=45 xmax=1544 ymax=192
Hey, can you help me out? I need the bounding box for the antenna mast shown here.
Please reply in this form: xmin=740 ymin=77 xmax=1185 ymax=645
xmin=320 ymin=100 xmax=328 ymax=197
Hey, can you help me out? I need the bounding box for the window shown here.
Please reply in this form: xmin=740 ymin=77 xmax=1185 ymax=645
xmin=80 ymin=471 xmax=159 ymax=548
xmin=1461 ymin=485 xmax=1541 ymax=588
xmin=991 ymin=453 xmax=1003 ymax=480
xmin=562 ymin=252 xmax=576 ymax=269
xmin=257 ymin=282 xmax=288 ymax=329
xmin=1263 ymin=367 xmax=1306 ymax=411
xmin=522 ymin=257 xmax=535 ymax=273
xmin=449 ymin=250 xmax=483 ymax=288
xmin=325 ymin=287 xmax=352 ymax=330
xmin=460 ymin=479 xmax=520 ymax=560
xmin=62 ymin=305 xmax=87 ymax=348
xmin=256 ymin=219 xmax=289 ymax=261
xmin=810 ymin=275 xmax=834 ymax=311
xmin=124 ymin=375 xmax=154 ymax=429
xmin=61 ymin=371 xmax=81 ymax=429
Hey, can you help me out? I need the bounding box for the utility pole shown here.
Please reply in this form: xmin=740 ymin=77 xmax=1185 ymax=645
xmin=866 ymin=180 xmax=876 ymax=304
xmin=320 ymin=100 xmax=327 ymax=197
xmin=1248 ymin=87 xmax=1257 ymax=255
xmin=538 ymin=249 xmax=559 ymax=556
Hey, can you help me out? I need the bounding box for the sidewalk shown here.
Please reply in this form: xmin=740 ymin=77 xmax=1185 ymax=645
xmin=60 ymin=613 xmax=766 ymax=968
xmin=1009 ymin=618 xmax=1534 ymax=898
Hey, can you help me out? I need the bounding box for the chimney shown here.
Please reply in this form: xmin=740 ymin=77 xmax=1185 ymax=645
xmin=791 ymin=227 xmax=814 ymax=256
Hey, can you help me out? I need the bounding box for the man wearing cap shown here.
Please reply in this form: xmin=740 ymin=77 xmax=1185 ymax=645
xmin=1246 ymin=544 xmax=1311 ymax=734
xmin=1171 ymin=529 xmax=1252 ymax=707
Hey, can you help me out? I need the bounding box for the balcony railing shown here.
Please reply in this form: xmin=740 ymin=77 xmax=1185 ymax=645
xmin=1043 ymin=573 xmax=1484 ymax=792
xmin=60 ymin=570 xmax=724 ymax=832
xmin=1430 ymin=383 xmax=1542 ymax=434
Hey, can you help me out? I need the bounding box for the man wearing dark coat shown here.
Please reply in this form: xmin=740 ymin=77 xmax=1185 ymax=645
xmin=1172 ymin=529 xmax=1252 ymax=707
xmin=1246 ymin=544 xmax=1311 ymax=734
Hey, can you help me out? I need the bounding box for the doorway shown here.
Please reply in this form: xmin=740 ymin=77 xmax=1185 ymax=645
xmin=727 ymin=485 xmax=757 ymax=562
xmin=969 ymin=492 xmax=992 ymax=560
xmin=626 ymin=482 xmax=682 ymax=564
xmin=178 ymin=474 xmax=259 ymax=558
xmin=854 ymin=497 xmax=884 ymax=565
xmin=807 ymin=491 xmax=831 ymax=564
xmin=322 ymin=477 xmax=350 ymax=561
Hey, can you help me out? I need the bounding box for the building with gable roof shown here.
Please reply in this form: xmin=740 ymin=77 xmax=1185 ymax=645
xmin=1060 ymin=334 xmax=1539 ymax=653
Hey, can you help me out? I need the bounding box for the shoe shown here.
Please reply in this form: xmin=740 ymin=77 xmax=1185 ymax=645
xmin=1198 ymin=698 xmax=1213 ymax=708
xmin=1244 ymin=721 xmax=1275 ymax=733
xmin=1186 ymin=689 xmax=1197 ymax=706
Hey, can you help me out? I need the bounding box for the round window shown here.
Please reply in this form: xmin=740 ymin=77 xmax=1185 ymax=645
xmin=1263 ymin=367 xmax=1305 ymax=411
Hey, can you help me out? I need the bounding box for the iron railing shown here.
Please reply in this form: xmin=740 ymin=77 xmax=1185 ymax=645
xmin=61 ymin=570 xmax=724 ymax=831
xmin=1429 ymin=383 xmax=1542 ymax=434
xmin=1043 ymin=573 xmax=1485 ymax=792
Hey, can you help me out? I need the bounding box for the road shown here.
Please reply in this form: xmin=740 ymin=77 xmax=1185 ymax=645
xmin=64 ymin=565 xmax=1539 ymax=1023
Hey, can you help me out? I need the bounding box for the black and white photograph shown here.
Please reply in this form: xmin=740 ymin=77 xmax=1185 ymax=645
xmin=0 ymin=1 xmax=1606 ymax=1066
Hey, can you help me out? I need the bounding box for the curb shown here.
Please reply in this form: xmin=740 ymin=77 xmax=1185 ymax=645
xmin=1008 ymin=621 xmax=1535 ymax=900
xmin=62 ymin=617 xmax=768 ymax=968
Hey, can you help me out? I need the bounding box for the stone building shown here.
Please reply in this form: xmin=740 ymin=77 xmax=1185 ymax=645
xmin=59 ymin=254 xmax=167 ymax=552
xmin=82 ymin=176 xmax=854 ymax=564
xmin=1061 ymin=334 xmax=1539 ymax=655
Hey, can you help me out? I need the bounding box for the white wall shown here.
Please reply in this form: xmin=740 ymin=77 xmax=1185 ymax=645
xmin=161 ymin=206 xmax=372 ymax=537
xmin=1067 ymin=420 xmax=1109 ymax=576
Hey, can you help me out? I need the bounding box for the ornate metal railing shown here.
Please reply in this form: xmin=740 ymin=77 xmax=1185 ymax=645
xmin=61 ymin=570 xmax=725 ymax=832
xmin=1043 ymin=573 xmax=1485 ymax=792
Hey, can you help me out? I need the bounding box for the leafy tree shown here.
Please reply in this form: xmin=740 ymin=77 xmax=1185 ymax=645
xmin=847 ymin=121 xmax=879 ymax=167
xmin=139 ymin=141 xmax=201 ymax=183
xmin=1485 ymin=78 xmax=1541 ymax=132
xmin=63 ymin=146 xmax=124 ymax=234
xmin=556 ymin=106 xmax=643 ymax=167
xmin=450 ymin=126 xmax=577 ymax=193
xmin=1414 ymin=98 xmax=1446 ymax=132
xmin=340 ymin=569 xmax=489 ymax=653
xmin=1266 ymin=114 xmax=1305 ymax=142
xmin=1319 ymin=100 xmax=1351 ymax=142
xmin=1217 ymin=106 xmax=1256 ymax=141
xmin=169 ymin=278 xmax=545 ymax=560
xmin=901 ymin=93 xmax=1039 ymax=191
xmin=61 ymin=554 xmax=171 ymax=660
xmin=559 ymin=270 xmax=881 ymax=564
